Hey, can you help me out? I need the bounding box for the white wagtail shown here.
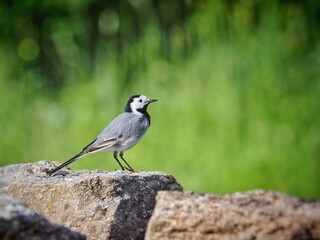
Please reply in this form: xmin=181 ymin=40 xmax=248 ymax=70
xmin=49 ymin=95 xmax=158 ymax=176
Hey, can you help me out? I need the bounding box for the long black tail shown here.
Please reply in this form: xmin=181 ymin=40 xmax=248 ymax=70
xmin=48 ymin=152 xmax=85 ymax=176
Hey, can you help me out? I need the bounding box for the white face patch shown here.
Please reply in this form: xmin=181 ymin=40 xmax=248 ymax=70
xmin=130 ymin=95 xmax=150 ymax=114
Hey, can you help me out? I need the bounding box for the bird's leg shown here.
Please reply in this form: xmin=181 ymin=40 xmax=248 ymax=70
xmin=113 ymin=151 xmax=125 ymax=171
xmin=119 ymin=151 xmax=135 ymax=172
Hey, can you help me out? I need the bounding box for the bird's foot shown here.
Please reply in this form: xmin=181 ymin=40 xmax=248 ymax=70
xmin=124 ymin=167 xmax=135 ymax=172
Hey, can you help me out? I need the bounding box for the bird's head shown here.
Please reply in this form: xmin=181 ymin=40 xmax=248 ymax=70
xmin=125 ymin=95 xmax=158 ymax=114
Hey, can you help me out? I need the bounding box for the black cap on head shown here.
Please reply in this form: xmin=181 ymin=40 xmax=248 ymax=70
xmin=125 ymin=95 xmax=141 ymax=112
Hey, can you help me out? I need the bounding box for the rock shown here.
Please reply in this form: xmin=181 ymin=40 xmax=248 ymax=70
xmin=146 ymin=191 xmax=320 ymax=240
xmin=0 ymin=161 xmax=182 ymax=240
xmin=0 ymin=194 xmax=85 ymax=240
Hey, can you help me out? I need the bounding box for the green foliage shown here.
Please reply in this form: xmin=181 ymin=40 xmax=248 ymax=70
xmin=0 ymin=0 xmax=319 ymax=198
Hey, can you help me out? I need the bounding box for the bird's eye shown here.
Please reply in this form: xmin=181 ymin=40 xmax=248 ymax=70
xmin=139 ymin=99 xmax=142 ymax=103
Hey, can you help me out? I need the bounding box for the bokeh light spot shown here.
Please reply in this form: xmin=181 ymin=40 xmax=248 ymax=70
xmin=99 ymin=9 xmax=119 ymax=35
xmin=17 ymin=38 xmax=40 ymax=61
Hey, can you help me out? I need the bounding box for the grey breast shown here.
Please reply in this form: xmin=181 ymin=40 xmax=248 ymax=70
xmin=98 ymin=113 xmax=149 ymax=142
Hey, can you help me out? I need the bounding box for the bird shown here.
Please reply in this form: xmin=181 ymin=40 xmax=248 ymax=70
xmin=48 ymin=95 xmax=158 ymax=176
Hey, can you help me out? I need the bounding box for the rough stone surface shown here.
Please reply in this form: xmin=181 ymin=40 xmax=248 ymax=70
xmin=0 ymin=161 xmax=182 ymax=240
xmin=0 ymin=194 xmax=85 ymax=240
xmin=146 ymin=191 xmax=320 ymax=240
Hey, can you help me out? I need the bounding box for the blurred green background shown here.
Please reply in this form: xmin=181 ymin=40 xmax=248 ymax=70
xmin=1 ymin=0 xmax=319 ymax=198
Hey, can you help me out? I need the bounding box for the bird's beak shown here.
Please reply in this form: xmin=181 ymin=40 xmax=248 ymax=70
xmin=148 ymin=99 xmax=158 ymax=103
